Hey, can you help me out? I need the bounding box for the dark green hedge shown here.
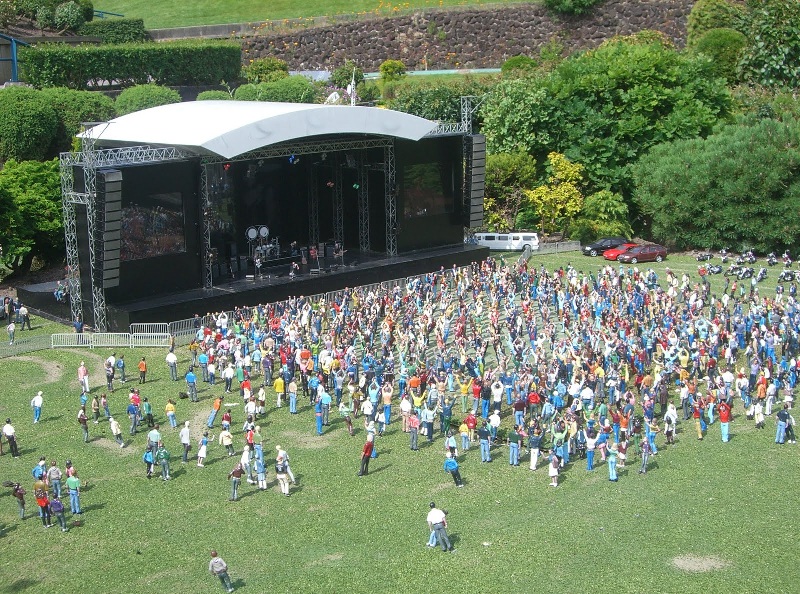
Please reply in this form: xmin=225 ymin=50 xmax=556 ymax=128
xmin=19 ymin=40 xmax=242 ymax=89
xmin=80 ymin=18 xmax=150 ymax=44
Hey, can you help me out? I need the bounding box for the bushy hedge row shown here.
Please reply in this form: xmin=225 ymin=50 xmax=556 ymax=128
xmin=19 ymin=40 xmax=242 ymax=89
xmin=80 ymin=18 xmax=150 ymax=43
xmin=0 ymin=86 xmax=114 ymax=162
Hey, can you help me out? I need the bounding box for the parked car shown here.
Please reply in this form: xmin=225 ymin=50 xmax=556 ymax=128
xmin=472 ymin=232 xmax=540 ymax=251
xmin=603 ymin=243 xmax=638 ymax=261
xmin=582 ymin=237 xmax=630 ymax=257
xmin=617 ymin=244 xmax=667 ymax=264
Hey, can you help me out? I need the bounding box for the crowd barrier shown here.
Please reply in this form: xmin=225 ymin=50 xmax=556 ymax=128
xmin=2 ymin=255 xmax=557 ymax=358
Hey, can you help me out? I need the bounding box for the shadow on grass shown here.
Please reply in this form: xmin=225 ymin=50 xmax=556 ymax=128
xmin=2 ymin=577 xmax=38 ymax=592
xmin=82 ymin=502 xmax=106 ymax=513
xmin=0 ymin=523 xmax=18 ymax=538
xmin=231 ymin=578 xmax=246 ymax=590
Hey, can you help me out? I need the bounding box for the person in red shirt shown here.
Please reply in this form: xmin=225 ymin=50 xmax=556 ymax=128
xmin=692 ymin=398 xmax=705 ymax=440
xmin=718 ymin=400 xmax=732 ymax=442
xmin=465 ymin=411 xmax=477 ymax=442
xmin=358 ymin=434 xmax=374 ymax=476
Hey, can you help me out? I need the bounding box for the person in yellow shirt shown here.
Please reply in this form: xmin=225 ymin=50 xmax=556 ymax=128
xmin=165 ymin=399 xmax=177 ymax=429
xmin=457 ymin=374 xmax=473 ymax=414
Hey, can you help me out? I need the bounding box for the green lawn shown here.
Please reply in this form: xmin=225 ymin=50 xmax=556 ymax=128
xmin=92 ymin=0 xmax=527 ymax=30
xmin=1 ymin=249 xmax=799 ymax=592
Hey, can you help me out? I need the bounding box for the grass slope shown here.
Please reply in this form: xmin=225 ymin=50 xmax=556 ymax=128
xmin=91 ymin=0 xmax=523 ymax=31
xmin=0 ymin=251 xmax=798 ymax=593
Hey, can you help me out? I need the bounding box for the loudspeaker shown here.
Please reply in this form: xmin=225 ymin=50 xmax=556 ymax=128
xmin=96 ymin=169 xmax=122 ymax=288
xmin=325 ymin=244 xmax=335 ymax=259
xmin=463 ymin=134 xmax=485 ymax=228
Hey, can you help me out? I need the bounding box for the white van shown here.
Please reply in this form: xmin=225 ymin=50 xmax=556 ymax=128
xmin=473 ymin=232 xmax=539 ymax=251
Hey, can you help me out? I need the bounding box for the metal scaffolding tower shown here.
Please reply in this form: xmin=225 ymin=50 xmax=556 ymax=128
xmin=60 ymin=142 xmax=191 ymax=330
xmin=332 ymin=154 xmax=344 ymax=245
xmin=383 ymin=141 xmax=397 ymax=257
xmin=358 ymin=151 xmax=370 ymax=253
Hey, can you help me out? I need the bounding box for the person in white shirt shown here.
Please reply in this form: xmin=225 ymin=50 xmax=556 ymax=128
xmin=166 ymin=349 xmax=179 ymax=381
xmin=31 ymin=391 xmax=44 ymax=423
xmin=426 ymin=502 xmax=453 ymax=552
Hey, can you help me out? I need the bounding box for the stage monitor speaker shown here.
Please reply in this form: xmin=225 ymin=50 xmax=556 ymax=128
xmin=325 ymin=244 xmax=335 ymax=259
xmin=96 ymin=169 xmax=122 ymax=288
xmin=464 ymin=134 xmax=485 ymax=229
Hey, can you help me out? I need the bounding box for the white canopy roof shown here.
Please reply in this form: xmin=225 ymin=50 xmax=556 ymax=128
xmin=81 ymin=101 xmax=438 ymax=159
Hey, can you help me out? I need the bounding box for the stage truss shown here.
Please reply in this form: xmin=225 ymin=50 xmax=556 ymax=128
xmin=59 ymin=108 xmax=476 ymax=323
xmin=199 ymin=136 xmax=399 ymax=285
xmin=60 ymin=142 xmax=192 ymax=331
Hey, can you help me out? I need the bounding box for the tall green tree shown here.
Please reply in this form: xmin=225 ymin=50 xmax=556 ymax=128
xmin=632 ymin=118 xmax=800 ymax=252
xmin=570 ymin=189 xmax=633 ymax=243
xmin=525 ymin=152 xmax=584 ymax=235
xmin=0 ymin=159 xmax=63 ymax=275
xmin=483 ymin=152 xmax=537 ymax=231
xmin=481 ymin=35 xmax=732 ymax=204
xmin=738 ymin=0 xmax=800 ymax=89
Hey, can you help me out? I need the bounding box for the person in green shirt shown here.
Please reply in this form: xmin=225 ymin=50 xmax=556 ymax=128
xmin=156 ymin=442 xmax=171 ymax=481
xmin=142 ymin=398 xmax=154 ymax=428
xmin=508 ymin=425 xmax=522 ymax=466
xmin=65 ymin=474 xmax=82 ymax=514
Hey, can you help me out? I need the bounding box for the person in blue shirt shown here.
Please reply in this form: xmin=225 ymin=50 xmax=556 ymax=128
xmin=443 ymin=452 xmax=463 ymax=487
xmin=320 ymin=389 xmax=332 ymax=426
xmin=185 ymin=368 xmax=198 ymax=402
xmin=198 ymin=352 xmax=209 ymax=382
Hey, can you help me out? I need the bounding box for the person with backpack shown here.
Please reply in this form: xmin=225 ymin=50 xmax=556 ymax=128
xmin=156 ymin=442 xmax=171 ymax=481
xmin=275 ymin=454 xmax=291 ymax=496
xmin=35 ymin=487 xmax=52 ymax=528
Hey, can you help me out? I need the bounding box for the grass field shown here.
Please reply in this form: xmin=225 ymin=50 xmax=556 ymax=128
xmin=91 ymin=0 xmax=525 ymax=31
xmin=1 ymin=250 xmax=799 ymax=593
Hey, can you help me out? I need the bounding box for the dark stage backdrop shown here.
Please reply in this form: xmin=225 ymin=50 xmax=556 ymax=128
xmin=395 ymin=136 xmax=464 ymax=252
xmin=104 ymin=160 xmax=202 ymax=303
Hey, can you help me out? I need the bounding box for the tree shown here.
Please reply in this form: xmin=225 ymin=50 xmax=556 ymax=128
xmin=484 ymin=152 xmax=537 ymax=231
xmin=330 ymin=60 xmax=365 ymax=90
xmin=115 ymin=84 xmax=181 ymax=116
xmin=379 ymin=59 xmax=406 ymax=82
xmin=525 ymin=152 xmax=584 ymax=235
xmin=570 ymin=189 xmax=633 ymax=243
xmin=738 ymin=0 xmax=800 ymax=89
xmin=481 ymin=36 xmax=732 ymax=205
xmin=632 ymin=118 xmax=800 ymax=252
xmin=0 ymin=159 xmax=63 ymax=275
xmin=0 ymin=86 xmax=59 ymax=162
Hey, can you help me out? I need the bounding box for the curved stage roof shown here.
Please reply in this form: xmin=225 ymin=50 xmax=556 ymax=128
xmin=81 ymin=101 xmax=439 ymax=159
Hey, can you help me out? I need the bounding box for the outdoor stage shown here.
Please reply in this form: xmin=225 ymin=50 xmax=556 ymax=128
xmin=18 ymin=244 xmax=488 ymax=328
xmin=51 ymin=101 xmax=487 ymax=331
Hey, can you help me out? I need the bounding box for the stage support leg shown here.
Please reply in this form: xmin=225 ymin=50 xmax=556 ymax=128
xmin=383 ymin=142 xmax=397 ymax=257
xmin=358 ymin=152 xmax=370 ymax=254
xmin=333 ymin=156 xmax=344 ymax=246
xmin=308 ymin=164 xmax=320 ymax=248
xmin=201 ymin=164 xmax=213 ymax=289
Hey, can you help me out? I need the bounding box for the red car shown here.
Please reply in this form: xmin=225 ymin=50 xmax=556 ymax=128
xmin=603 ymin=243 xmax=637 ymax=261
xmin=617 ymin=244 xmax=668 ymax=264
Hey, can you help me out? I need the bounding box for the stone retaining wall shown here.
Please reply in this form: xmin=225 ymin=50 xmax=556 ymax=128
xmin=242 ymin=0 xmax=694 ymax=71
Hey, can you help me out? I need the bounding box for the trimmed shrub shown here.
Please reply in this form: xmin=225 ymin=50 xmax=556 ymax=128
xmin=19 ymin=40 xmax=242 ymax=89
xmin=35 ymin=4 xmax=55 ymax=29
xmin=196 ymin=90 xmax=232 ymax=101
xmin=0 ymin=86 xmax=59 ymax=162
xmin=692 ymin=27 xmax=748 ymax=82
xmin=80 ymin=18 xmax=150 ymax=43
xmin=543 ymin=0 xmax=603 ymax=16
xmin=39 ymin=87 xmax=115 ymax=152
xmin=379 ymin=59 xmax=406 ymax=82
xmin=686 ymin=0 xmax=746 ymax=46
xmin=77 ymin=0 xmax=92 ymax=21
xmin=0 ymin=0 xmax=16 ymax=29
xmin=54 ymin=1 xmax=85 ymax=31
xmin=501 ymin=55 xmax=538 ymax=77
xmin=241 ymin=56 xmax=288 ymax=84
xmin=233 ymin=76 xmax=319 ymax=103
xmin=115 ymin=84 xmax=181 ymax=116
xmin=17 ymin=0 xmax=55 ymax=19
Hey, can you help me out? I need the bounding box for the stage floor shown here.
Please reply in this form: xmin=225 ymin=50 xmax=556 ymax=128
xmin=89 ymin=244 xmax=489 ymax=328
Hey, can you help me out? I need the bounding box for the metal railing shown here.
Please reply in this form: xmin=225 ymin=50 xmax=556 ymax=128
xmin=3 ymin=262 xmax=489 ymax=358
